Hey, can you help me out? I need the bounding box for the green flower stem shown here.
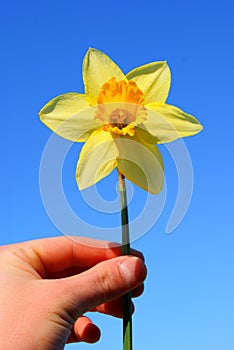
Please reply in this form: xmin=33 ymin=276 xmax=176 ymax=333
xmin=118 ymin=170 xmax=132 ymax=350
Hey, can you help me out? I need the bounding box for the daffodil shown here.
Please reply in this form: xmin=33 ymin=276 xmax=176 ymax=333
xmin=39 ymin=48 xmax=202 ymax=193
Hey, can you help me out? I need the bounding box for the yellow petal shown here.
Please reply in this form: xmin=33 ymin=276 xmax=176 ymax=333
xmin=39 ymin=93 xmax=101 ymax=142
xmin=82 ymin=48 xmax=125 ymax=106
xmin=76 ymin=130 xmax=118 ymax=190
xmin=115 ymin=135 xmax=164 ymax=194
xmin=144 ymin=102 xmax=203 ymax=143
xmin=135 ymin=125 xmax=159 ymax=144
xmin=126 ymin=61 xmax=171 ymax=104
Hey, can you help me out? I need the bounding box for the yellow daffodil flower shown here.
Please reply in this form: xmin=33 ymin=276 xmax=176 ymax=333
xmin=39 ymin=48 xmax=202 ymax=193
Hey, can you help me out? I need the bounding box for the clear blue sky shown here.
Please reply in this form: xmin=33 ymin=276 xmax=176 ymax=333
xmin=1 ymin=0 xmax=234 ymax=349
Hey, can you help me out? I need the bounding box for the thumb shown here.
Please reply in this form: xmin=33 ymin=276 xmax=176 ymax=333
xmin=57 ymin=255 xmax=146 ymax=317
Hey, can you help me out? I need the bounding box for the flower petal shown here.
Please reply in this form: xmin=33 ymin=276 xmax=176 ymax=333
xmin=77 ymin=130 xmax=118 ymax=190
xmin=144 ymin=103 xmax=203 ymax=143
xmin=126 ymin=61 xmax=171 ymax=104
xmin=82 ymin=48 xmax=125 ymax=105
xmin=135 ymin=125 xmax=159 ymax=144
xmin=39 ymin=93 xmax=101 ymax=141
xmin=115 ymin=135 xmax=164 ymax=194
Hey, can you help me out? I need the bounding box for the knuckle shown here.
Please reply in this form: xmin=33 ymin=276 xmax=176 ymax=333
xmin=95 ymin=262 xmax=122 ymax=300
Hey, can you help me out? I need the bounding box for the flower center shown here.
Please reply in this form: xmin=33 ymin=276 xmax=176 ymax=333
xmin=95 ymin=77 xmax=146 ymax=136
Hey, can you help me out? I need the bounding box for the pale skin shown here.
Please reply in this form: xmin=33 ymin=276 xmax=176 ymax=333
xmin=0 ymin=236 xmax=146 ymax=349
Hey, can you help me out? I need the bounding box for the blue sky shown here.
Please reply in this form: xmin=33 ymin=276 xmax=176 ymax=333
xmin=1 ymin=0 xmax=234 ymax=349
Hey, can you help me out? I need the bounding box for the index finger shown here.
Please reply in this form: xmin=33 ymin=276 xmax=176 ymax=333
xmin=19 ymin=236 xmax=144 ymax=276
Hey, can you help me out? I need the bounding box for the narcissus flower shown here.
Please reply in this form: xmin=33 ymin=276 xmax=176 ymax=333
xmin=39 ymin=48 xmax=202 ymax=193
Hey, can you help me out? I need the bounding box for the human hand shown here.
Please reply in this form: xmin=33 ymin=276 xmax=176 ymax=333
xmin=0 ymin=236 xmax=146 ymax=349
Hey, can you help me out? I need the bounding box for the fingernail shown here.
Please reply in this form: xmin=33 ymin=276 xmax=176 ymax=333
xmin=119 ymin=257 xmax=146 ymax=286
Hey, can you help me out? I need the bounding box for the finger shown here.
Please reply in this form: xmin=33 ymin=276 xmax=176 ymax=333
xmin=67 ymin=316 xmax=100 ymax=344
xmin=94 ymin=298 xmax=134 ymax=318
xmin=91 ymin=284 xmax=144 ymax=318
xmin=46 ymin=254 xmax=145 ymax=280
xmin=17 ymin=236 xmax=144 ymax=277
xmin=132 ymin=283 xmax=144 ymax=298
xmin=57 ymin=255 xmax=147 ymax=318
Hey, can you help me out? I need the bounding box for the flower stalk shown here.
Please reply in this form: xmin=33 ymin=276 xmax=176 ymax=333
xmin=118 ymin=169 xmax=132 ymax=350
